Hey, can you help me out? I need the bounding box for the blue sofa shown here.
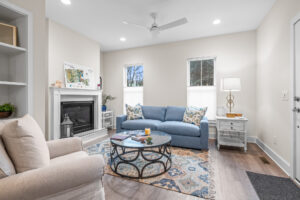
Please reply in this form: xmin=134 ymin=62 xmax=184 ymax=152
xmin=116 ymin=106 xmax=209 ymax=150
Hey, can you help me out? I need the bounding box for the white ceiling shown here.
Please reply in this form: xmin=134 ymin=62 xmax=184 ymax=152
xmin=46 ymin=0 xmax=276 ymax=52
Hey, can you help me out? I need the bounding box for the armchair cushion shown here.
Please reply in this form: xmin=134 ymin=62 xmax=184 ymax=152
xmin=0 ymin=154 xmax=105 ymax=200
xmin=47 ymin=137 xmax=83 ymax=159
xmin=2 ymin=114 xmax=50 ymax=173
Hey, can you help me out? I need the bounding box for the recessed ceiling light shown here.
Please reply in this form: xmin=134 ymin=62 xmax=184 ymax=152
xmin=61 ymin=0 xmax=71 ymax=5
xmin=213 ymin=19 xmax=221 ymax=25
xmin=120 ymin=37 xmax=127 ymax=42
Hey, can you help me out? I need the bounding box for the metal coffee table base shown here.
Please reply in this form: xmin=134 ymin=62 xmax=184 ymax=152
xmin=110 ymin=142 xmax=172 ymax=179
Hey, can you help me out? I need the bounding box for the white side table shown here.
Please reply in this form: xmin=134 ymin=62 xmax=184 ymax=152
xmin=216 ymin=116 xmax=248 ymax=152
xmin=102 ymin=111 xmax=114 ymax=129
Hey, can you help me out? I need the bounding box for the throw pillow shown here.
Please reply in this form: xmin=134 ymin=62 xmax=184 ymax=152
xmin=2 ymin=114 xmax=50 ymax=173
xmin=0 ymin=138 xmax=16 ymax=179
xmin=0 ymin=120 xmax=16 ymax=179
xmin=183 ymin=106 xmax=208 ymax=126
xmin=126 ymin=104 xmax=144 ymax=120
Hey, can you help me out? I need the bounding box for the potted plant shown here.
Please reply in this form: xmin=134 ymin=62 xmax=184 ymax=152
xmin=0 ymin=103 xmax=15 ymax=119
xmin=102 ymin=94 xmax=116 ymax=112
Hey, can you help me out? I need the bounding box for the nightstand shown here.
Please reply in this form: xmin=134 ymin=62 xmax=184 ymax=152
xmin=216 ymin=116 xmax=248 ymax=152
xmin=102 ymin=111 xmax=114 ymax=129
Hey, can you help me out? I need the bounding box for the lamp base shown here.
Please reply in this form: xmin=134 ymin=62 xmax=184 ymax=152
xmin=226 ymin=113 xmax=243 ymax=118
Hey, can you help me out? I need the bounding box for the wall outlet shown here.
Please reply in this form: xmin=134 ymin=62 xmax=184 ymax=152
xmin=281 ymin=90 xmax=289 ymax=101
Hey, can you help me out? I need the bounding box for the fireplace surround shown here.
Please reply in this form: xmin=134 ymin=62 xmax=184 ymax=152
xmin=50 ymin=87 xmax=107 ymax=141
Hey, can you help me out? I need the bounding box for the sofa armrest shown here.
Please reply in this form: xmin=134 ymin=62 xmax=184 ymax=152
xmin=0 ymin=155 xmax=105 ymax=200
xmin=116 ymin=115 xmax=127 ymax=133
xmin=199 ymin=117 xmax=209 ymax=149
xmin=47 ymin=137 xmax=83 ymax=159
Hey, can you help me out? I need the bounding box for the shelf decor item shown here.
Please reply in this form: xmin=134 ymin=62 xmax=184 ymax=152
xmin=0 ymin=103 xmax=15 ymax=119
xmin=60 ymin=114 xmax=73 ymax=138
xmin=221 ymin=77 xmax=241 ymax=116
xmin=102 ymin=94 xmax=116 ymax=112
xmin=0 ymin=22 xmax=17 ymax=46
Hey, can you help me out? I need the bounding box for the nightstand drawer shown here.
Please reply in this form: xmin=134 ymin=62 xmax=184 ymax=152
xmin=220 ymin=121 xmax=243 ymax=127
xmin=219 ymin=121 xmax=244 ymax=131
xmin=220 ymin=125 xmax=244 ymax=131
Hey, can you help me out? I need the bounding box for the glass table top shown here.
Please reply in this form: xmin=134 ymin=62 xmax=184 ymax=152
xmin=110 ymin=130 xmax=171 ymax=148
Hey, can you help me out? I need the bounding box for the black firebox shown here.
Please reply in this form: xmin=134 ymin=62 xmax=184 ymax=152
xmin=61 ymin=101 xmax=94 ymax=135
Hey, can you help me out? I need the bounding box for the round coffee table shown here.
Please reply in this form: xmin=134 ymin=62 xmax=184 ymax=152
xmin=110 ymin=131 xmax=172 ymax=179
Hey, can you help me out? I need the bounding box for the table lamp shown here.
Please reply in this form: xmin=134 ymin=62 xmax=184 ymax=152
xmin=221 ymin=78 xmax=241 ymax=114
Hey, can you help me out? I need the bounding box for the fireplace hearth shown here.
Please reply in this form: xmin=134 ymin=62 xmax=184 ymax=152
xmin=61 ymin=101 xmax=94 ymax=135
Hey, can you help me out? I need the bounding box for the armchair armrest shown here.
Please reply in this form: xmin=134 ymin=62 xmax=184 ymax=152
xmin=47 ymin=137 xmax=83 ymax=159
xmin=0 ymin=155 xmax=105 ymax=200
xmin=116 ymin=115 xmax=127 ymax=133
xmin=199 ymin=117 xmax=209 ymax=150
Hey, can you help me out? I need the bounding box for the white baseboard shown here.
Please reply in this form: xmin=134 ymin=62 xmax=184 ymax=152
xmin=255 ymin=138 xmax=290 ymax=176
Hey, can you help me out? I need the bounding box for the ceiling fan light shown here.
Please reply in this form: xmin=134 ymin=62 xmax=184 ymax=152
xmin=213 ymin=19 xmax=221 ymax=25
xmin=61 ymin=0 xmax=71 ymax=5
xmin=120 ymin=37 xmax=127 ymax=42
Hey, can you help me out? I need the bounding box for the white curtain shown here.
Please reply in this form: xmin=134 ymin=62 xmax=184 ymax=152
xmin=187 ymin=86 xmax=216 ymax=120
xmin=123 ymin=87 xmax=143 ymax=114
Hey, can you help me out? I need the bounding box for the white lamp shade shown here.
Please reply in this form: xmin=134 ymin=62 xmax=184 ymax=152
xmin=222 ymin=78 xmax=241 ymax=91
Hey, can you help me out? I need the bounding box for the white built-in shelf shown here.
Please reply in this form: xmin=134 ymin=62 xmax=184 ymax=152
xmin=0 ymin=42 xmax=26 ymax=55
xmin=0 ymin=81 xmax=27 ymax=86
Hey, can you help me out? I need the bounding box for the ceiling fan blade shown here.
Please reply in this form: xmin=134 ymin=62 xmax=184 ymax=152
xmin=123 ymin=21 xmax=149 ymax=30
xmin=158 ymin=18 xmax=188 ymax=31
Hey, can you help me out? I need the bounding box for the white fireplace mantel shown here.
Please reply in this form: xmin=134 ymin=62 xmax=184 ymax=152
xmin=49 ymin=87 xmax=105 ymax=140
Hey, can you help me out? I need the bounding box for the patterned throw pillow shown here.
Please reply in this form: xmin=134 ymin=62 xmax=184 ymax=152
xmin=126 ymin=104 xmax=144 ymax=120
xmin=183 ymin=106 xmax=208 ymax=126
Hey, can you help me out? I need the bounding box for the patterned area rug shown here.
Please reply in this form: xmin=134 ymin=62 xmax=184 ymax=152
xmin=86 ymin=139 xmax=215 ymax=199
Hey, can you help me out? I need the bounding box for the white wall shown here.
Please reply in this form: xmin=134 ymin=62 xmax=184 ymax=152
xmin=257 ymin=0 xmax=300 ymax=166
xmin=48 ymin=20 xmax=101 ymax=86
xmin=7 ymin=0 xmax=47 ymax=132
xmin=103 ymin=31 xmax=257 ymax=136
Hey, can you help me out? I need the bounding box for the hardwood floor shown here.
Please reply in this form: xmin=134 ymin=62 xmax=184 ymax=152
xmin=103 ymin=131 xmax=288 ymax=200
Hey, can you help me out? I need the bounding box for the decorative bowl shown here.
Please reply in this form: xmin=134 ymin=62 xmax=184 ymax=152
xmin=0 ymin=112 xmax=12 ymax=119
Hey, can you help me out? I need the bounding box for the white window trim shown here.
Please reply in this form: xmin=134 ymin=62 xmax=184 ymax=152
xmin=187 ymin=56 xmax=217 ymax=87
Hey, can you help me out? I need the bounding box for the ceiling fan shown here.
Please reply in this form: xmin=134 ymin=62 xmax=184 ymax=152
xmin=123 ymin=12 xmax=188 ymax=34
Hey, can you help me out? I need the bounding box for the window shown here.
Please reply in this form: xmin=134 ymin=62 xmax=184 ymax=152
xmin=123 ymin=64 xmax=144 ymax=113
xmin=187 ymin=58 xmax=216 ymax=120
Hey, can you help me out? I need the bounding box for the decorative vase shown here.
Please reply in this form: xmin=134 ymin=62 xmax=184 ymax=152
xmin=0 ymin=112 xmax=12 ymax=119
xmin=102 ymin=105 xmax=107 ymax=112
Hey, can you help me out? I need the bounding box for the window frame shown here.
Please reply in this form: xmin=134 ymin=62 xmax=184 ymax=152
xmin=123 ymin=63 xmax=144 ymax=114
xmin=187 ymin=57 xmax=216 ymax=88
xmin=123 ymin=63 xmax=144 ymax=88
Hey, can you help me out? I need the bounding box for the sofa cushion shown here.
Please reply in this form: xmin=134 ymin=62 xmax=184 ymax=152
xmin=0 ymin=120 xmax=16 ymax=179
xmin=165 ymin=106 xmax=186 ymax=121
xmin=122 ymin=119 xmax=162 ymax=130
xmin=158 ymin=121 xmax=200 ymax=137
xmin=2 ymin=114 xmax=50 ymax=173
xmin=142 ymin=106 xmax=166 ymax=121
